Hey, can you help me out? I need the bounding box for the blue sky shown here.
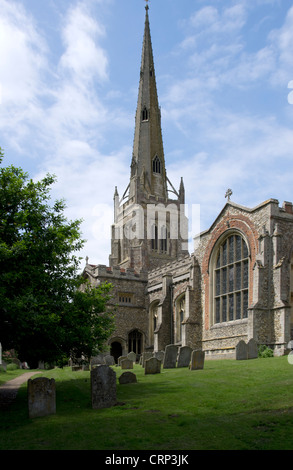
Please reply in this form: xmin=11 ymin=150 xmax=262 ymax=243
xmin=1 ymin=0 xmax=293 ymax=267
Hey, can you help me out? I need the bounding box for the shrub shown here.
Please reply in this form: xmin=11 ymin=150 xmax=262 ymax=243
xmin=6 ymin=363 xmax=19 ymax=371
xmin=258 ymin=344 xmax=274 ymax=358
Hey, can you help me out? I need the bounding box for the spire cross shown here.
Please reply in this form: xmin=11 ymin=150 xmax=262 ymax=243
xmin=225 ymin=188 xmax=233 ymax=201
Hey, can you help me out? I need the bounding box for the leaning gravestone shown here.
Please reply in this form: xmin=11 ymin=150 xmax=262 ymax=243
xmin=190 ymin=350 xmax=205 ymax=370
xmin=119 ymin=372 xmax=137 ymax=384
xmin=145 ymin=357 xmax=161 ymax=375
xmin=235 ymin=340 xmax=248 ymax=360
xmin=28 ymin=377 xmax=56 ymax=419
xmin=121 ymin=358 xmax=133 ymax=370
xmin=91 ymin=365 xmax=117 ymax=409
xmin=177 ymin=346 xmax=193 ymax=368
xmin=247 ymin=339 xmax=258 ymax=359
xmin=163 ymin=344 xmax=178 ymax=369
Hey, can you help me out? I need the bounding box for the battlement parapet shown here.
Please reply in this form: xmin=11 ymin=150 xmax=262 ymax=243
xmin=92 ymin=264 xmax=148 ymax=281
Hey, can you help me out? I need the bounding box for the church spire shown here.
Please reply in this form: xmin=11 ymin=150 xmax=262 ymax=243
xmin=129 ymin=4 xmax=167 ymax=202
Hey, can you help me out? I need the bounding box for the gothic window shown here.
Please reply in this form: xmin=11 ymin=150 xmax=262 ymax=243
xmin=152 ymin=155 xmax=161 ymax=174
xmin=151 ymin=224 xmax=158 ymax=250
xmin=149 ymin=301 xmax=159 ymax=346
xmin=214 ymin=233 xmax=249 ymax=324
xmin=160 ymin=225 xmax=167 ymax=253
xmin=128 ymin=329 xmax=142 ymax=354
xmin=142 ymin=106 xmax=148 ymax=121
xmin=175 ymin=295 xmax=185 ymax=343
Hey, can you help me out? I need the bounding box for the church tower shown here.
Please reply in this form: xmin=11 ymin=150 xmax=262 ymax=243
xmin=109 ymin=5 xmax=188 ymax=271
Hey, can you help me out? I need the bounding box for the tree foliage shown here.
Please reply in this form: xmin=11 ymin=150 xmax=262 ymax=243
xmin=0 ymin=149 xmax=115 ymax=366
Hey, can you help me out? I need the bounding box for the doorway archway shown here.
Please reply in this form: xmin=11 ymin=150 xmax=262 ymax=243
xmin=110 ymin=341 xmax=123 ymax=364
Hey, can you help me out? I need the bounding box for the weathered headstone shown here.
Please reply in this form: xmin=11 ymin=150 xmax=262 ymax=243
xmin=118 ymin=355 xmax=127 ymax=366
xmin=247 ymin=339 xmax=258 ymax=359
xmin=119 ymin=372 xmax=137 ymax=384
xmin=127 ymin=352 xmax=137 ymax=363
xmin=104 ymin=355 xmax=115 ymax=366
xmin=141 ymin=352 xmax=153 ymax=367
xmin=163 ymin=344 xmax=178 ymax=369
xmin=190 ymin=350 xmax=205 ymax=370
xmin=287 ymin=340 xmax=293 ymax=350
xmin=91 ymin=365 xmax=117 ymax=409
xmin=154 ymin=351 xmax=164 ymax=362
xmin=235 ymin=340 xmax=248 ymax=360
xmin=121 ymin=358 xmax=133 ymax=369
xmin=177 ymin=346 xmax=193 ymax=368
xmin=28 ymin=377 xmax=56 ymax=419
xmin=145 ymin=357 xmax=161 ymax=375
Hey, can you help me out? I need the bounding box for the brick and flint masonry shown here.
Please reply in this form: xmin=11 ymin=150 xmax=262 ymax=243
xmin=105 ymin=454 xmax=189 ymax=467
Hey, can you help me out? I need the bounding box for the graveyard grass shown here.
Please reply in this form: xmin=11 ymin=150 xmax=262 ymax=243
xmin=1 ymin=356 xmax=293 ymax=450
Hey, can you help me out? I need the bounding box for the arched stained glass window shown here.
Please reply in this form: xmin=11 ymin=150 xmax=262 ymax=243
xmin=214 ymin=233 xmax=249 ymax=323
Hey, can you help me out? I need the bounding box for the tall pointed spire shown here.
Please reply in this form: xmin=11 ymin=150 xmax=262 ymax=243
xmin=129 ymin=4 xmax=167 ymax=201
xmin=109 ymin=4 xmax=189 ymax=271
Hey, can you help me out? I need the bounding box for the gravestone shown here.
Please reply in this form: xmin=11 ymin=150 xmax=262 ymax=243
xmin=177 ymin=346 xmax=193 ymax=368
xmin=91 ymin=365 xmax=117 ymax=409
xmin=154 ymin=351 xmax=164 ymax=362
xmin=235 ymin=340 xmax=248 ymax=360
xmin=247 ymin=339 xmax=258 ymax=359
xmin=121 ymin=358 xmax=133 ymax=369
xmin=190 ymin=350 xmax=205 ymax=370
xmin=140 ymin=352 xmax=153 ymax=367
xmin=119 ymin=372 xmax=137 ymax=384
xmin=288 ymin=340 xmax=293 ymax=350
xmin=127 ymin=352 xmax=137 ymax=363
xmin=145 ymin=357 xmax=161 ymax=375
xmin=91 ymin=354 xmax=106 ymax=366
xmin=118 ymin=356 xmax=127 ymax=366
xmin=28 ymin=377 xmax=56 ymax=419
xmin=104 ymin=355 xmax=115 ymax=366
xmin=163 ymin=345 xmax=178 ymax=369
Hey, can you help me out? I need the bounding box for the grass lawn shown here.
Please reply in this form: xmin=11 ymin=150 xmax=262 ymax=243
xmin=1 ymin=356 xmax=293 ymax=450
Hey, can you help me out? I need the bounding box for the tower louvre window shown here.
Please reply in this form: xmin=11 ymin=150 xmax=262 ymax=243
xmin=152 ymin=155 xmax=161 ymax=174
xmin=142 ymin=107 xmax=148 ymax=121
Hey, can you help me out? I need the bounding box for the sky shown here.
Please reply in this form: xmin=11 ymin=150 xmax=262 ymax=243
xmin=1 ymin=0 xmax=293 ymax=268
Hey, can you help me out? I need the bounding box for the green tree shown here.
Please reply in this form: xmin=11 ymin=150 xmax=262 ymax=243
xmin=0 ymin=149 xmax=115 ymax=367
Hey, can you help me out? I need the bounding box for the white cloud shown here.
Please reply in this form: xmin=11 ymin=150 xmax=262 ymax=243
xmin=59 ymin=2 xmax=108 ymax=84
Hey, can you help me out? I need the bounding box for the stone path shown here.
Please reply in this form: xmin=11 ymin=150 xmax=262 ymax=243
xmin=0 ymin=371 xmax=41 ymax=410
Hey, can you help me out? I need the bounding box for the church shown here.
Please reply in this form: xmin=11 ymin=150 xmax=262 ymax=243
xmin=82 ymin=5 xmax=293 ymax=362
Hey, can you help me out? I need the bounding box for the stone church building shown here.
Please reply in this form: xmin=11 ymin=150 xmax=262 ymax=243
xmin=82 ymin=5 xmax=293 ymax=361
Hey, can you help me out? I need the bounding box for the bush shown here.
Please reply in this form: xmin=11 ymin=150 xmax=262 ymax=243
xmin=0 ymin=366 xmax=6 ymax=373
xmin=258 ymin=344 xmax=274 ymax=358
xmin=6 ymin=363 xmax=19 ymax=371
